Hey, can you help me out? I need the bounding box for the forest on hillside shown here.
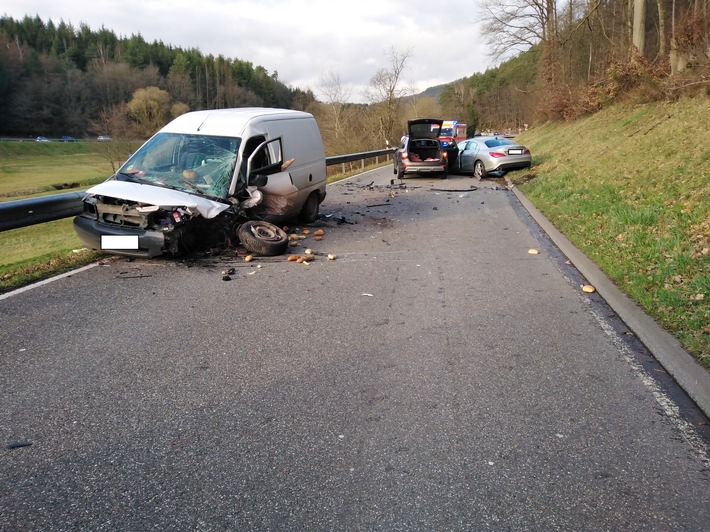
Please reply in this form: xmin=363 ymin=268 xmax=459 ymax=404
xmin=1 ymin=1 xmax=708 ymax=154
xmin=0 ymin=15 xmax=315 ymax=138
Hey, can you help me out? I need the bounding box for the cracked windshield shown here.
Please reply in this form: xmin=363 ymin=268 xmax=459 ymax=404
xmin=119 ymin=133 xmax=240 ymax=199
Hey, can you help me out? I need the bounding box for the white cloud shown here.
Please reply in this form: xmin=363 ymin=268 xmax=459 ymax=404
xmin=3 ymin=0 xmax=496 ymax=102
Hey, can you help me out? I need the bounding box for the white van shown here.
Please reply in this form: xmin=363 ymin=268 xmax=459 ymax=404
xmin=74 ymin=108 xmax=327 ymax=257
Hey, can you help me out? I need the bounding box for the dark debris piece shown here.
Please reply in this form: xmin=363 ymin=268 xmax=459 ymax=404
xmin=7 ymin=441 xmax=32 ymax=449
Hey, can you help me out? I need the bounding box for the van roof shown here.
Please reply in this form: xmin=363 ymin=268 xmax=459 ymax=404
xmin=159 ymin=107 xmax=314 ymax=137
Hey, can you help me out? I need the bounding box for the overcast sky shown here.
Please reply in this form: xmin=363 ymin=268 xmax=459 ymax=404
xmin=3 ymin=0 xmax=496 ymax=103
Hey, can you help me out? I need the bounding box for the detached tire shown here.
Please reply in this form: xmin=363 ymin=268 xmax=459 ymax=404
xmin=237 ymin=220 xmax=288 ymax=256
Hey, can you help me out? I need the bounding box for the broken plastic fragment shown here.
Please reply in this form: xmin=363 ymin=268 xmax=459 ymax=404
xmin=240 ymin=186 xmax=263 ymax=209
xmin=6 ymin=441 xmax=32 ymax=449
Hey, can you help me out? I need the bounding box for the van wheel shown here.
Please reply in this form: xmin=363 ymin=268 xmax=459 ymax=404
xmin=237 ymin=220 xmax=288 ymax=256
xmin=299 ymin=192 xmax=320 ymax=223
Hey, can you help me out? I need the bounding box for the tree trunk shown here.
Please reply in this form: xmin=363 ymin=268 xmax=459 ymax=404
xmin=657 ymin=0 xmax=667 ymax=58
xmin=632 ymin=0 xmax=647 ymax=56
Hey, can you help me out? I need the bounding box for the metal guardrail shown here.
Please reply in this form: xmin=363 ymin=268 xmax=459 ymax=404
xmin=0 ymin=149 xmax=395 ymax=232
xmin=0 ymin=191 xmax=87 ymax=231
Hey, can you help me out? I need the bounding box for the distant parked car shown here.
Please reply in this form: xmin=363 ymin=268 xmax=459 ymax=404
xmin=60 ymin=136 xmax=76 ymax=142
xmin=97 ymin=135 xmax=112 ymax=141
xmin=454 ymin=136 xmax=532 ymax=179
xmin=36 ymin=136 xmax=49 ymax=142
xmin=393 ymin=118 xmax=448 ymax=179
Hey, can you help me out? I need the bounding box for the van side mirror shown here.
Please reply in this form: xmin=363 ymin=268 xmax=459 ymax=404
xmin=248 ymin=173 xmax=268 ymax=187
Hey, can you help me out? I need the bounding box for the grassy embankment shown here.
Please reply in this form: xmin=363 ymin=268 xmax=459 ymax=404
xmin=512 ymin=96 xmax=708 ymax=367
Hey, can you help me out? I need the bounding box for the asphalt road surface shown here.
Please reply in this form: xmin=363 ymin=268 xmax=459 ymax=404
xmin=2 ymin=168 xmax=709 ymax=530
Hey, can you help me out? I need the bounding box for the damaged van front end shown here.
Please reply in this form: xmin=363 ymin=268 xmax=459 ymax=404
xmin=74 ymin=180 xmax=235 ymax=257
xmin=73 ymin=107 xmax=327 ymax=258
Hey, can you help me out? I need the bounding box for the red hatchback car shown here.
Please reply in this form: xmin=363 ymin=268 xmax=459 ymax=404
xmin=394 ymin=118 xmax=448 ymax=179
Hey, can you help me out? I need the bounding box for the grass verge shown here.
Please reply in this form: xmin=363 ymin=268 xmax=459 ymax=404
xmin=512 ymin=97 xmax=709 ymax=368
xmin=0 ymin=218 xmax=101 ymax=293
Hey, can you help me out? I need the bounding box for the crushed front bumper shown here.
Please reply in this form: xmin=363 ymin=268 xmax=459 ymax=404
xmin=73 ymin=216 xmax=166 ymax=257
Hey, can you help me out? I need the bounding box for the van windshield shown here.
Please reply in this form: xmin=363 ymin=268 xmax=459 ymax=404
xmin=118 ymin=133 xmax=241 ymax=199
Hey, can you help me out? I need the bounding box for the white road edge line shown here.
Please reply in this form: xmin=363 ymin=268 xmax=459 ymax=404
xmin=586 ymin=302 xmax=710 ymax=468
xmin=0 ymin=262 xmax=100 ymax=301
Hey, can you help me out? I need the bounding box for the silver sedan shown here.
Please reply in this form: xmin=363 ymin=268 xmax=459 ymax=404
xmin=454 ymin=137 xmax=532 ymax=178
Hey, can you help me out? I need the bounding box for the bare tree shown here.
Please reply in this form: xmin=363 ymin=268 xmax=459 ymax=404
xmin=90 ymin=102 xmax=132 ymax=172
xmin=318 ymin=70 xmax=352 ymax=144
xmin=364 ymin=47 xmax=411 ymax=146
xmin=477 ymin=0 xmax=564 ymax=118
xmin=478 ymin=0 xmax=553 ymax=60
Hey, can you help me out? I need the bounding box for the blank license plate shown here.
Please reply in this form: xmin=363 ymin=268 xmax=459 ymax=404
xmin=508 ymin=148 xmax=523 ymax=155
xmin=101 ymin=235 xmax=138 ymax=250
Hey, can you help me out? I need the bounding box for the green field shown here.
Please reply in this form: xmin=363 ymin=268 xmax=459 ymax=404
xmin=0 ymin=140 xmax=140 ymax=199
xmin=1 ymin=102 xmax=708 ymax=366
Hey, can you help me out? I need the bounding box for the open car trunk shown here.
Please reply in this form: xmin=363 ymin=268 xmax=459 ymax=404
xmin=407 ymin=139 xmax=443 ymax=162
